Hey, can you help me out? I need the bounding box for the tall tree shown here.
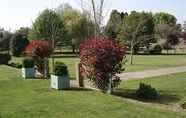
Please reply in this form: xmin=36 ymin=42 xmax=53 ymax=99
xmin=57 ymin=4 xmax=95 ymax=53
xmin=154 ymin=12 xmax=180 ymax=53
xmin=29 ymin=9 xmax=67 ymax=72
xmin=0 ymin=28 xmax=12 ymax=52
xmin=16 ymin=27 xmax=30 ymax=38
xmin=105 ymin=10 xmax=127 ymax=39
xmin=10 ymin=33 xmax=29 ymax=57
xmin=153 ymin=12 xmax=177 ymax=26
xmin=29 ymin=9 xmax=66 ymax=42
xmin=156 ymin=24 xmax=180 ymax=53
xmin=79 ymin=0 xmax=107 ymax=35
xmin=117 ymin=11 xmax=155 ymax=65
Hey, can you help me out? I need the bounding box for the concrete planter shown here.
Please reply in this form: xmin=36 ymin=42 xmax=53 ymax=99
xmin=22 ymin=68 xmax=35 ymax=79
xmin=51 ymin=74 xmax=70 ymax=90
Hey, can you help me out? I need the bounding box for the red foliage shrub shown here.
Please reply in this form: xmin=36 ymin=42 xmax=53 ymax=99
xmin=25 ymin=40 xmax=53 ymax=58
xmin=25 ymin=40 xmax=53 ymax=76
xmin=79 ymin=36 xmax=125 ymax=90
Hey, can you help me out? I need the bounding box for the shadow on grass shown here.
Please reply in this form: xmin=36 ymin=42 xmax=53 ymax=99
xmin=65 ymin=87 xmax=93 ymax=91
xmin=113 ymin=88 xmax=180 ymax=105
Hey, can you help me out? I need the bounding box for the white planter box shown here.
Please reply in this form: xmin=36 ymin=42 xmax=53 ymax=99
xmin=51 ymin=74 xmax=70 ymax=90
xmin=22 ymin=68 xmax=35 ymax=79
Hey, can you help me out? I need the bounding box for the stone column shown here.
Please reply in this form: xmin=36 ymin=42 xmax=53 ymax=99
xmin=76 ymin=62 xmax=84 ymax=87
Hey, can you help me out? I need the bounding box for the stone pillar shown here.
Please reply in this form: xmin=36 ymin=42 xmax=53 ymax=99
xmin=76 ymin=62 xmax=84 ymax=87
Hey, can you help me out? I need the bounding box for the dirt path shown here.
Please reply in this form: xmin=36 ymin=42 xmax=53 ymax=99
xmin=119 ymin=66 xmax=186 ymax=80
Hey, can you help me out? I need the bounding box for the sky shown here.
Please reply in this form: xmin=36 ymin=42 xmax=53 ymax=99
xmin=0 ymin=0 xmax=185 ymax=31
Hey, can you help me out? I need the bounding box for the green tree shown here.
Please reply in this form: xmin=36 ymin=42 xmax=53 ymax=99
xmin=29 ymin=9 xmax=67 ymax=71
xmin=16 ymin=27 xmax=30 ymax=38
xmin=154 ymin=13 xmax=180 ymax=53
xmin=155 ymin=24 xmax=180 ymax=53
xmin=29 ymin=9 xmax=66 ymax=42
xmin=153 ymin=12 xmax=177 ymax=26
xmin=0 ymin=28 xmax=12 ymax=52
xmin=10 ymin=33 xmax=29 ymax=57
xmin=117 ymin=11 xmax=155 ymax=65
xmin=105 ymin=10 xmax=127 ymax=39
xmin=57 ymin=4 xmax=95 ymax=53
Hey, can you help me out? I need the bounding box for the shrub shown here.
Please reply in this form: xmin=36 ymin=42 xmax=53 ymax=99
xmin=54 ymin=62 xmax=68 ymax=76
xmin=136 ymin=83 xmax=159 ymax=100
xmin=10 ymin=33 xmax=29 ymax=57
xmin=25 ymin=40 xmax=53 ymax=77
xmin=0 ymin=53 xmax=11 ymax=65
xmin=79 ymin=36 xmax=125 ymax=91
xmin=25 ymin=40 xmax=53 ymax=58
xmin=149 ymin=44 xmax=162 ymax=55
xmin=181 ymin=101 xmax=186 ymax=109
xmin=8 ymin=62 xmax=22 ymax=69
xmin=22 ymin=58 xmax=35 ymax=68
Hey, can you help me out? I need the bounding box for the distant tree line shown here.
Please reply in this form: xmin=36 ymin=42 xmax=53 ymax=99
xmin=0 ymin=4 xmax=185 ymax=63
xmin=105 ymin=10 xmax=183 ymax=64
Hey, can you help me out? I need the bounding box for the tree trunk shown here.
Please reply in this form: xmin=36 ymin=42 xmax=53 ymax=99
xmin=174 ymin=46 xmax=176 ymax=54
xmin=130 ymin=43 xmax=134 ymax=65
xmin=72 ymin=45 xmax=75 ymax=54
xmin=51 ymin=38 xmax=55 ymax=73
xmin=167 ymin=49 xmax=168 ymax=55
xmin=44 ymin=58 xmax=49 ymax=78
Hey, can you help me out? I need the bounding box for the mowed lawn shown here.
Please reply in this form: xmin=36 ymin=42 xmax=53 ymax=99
xmin=0 ymin=65 xmax=186 ymax=118
xmin=117 ymin=72 xmax=186 ymax=107
xmin=11 ymin=55 xmax=186 ymax=78
xmin=124 ymin=55 xmax=186 ymax=72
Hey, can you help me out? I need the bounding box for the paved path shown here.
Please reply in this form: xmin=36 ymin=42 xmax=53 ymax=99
xmin=119 ymin=66 xmax=186 ymax=80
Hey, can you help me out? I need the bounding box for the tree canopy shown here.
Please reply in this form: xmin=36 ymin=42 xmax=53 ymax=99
xmin=57 ymin=4 xmax=95 ymax=51
xmin=105 ymin=10 xmax=127 ymax=39
xmin=29 ymin=9 xmax=66 ymax=44
xmin=153 ymin=12 xmax=177 ymax=26
xmin=117 ymin=11 xmax=155 ymax=49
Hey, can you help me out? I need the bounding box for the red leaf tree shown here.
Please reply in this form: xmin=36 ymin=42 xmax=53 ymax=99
xmin=79 ymin=36 xmax=125 ymax=91
xmin=25 ymin=40 xmax=53 ymax=77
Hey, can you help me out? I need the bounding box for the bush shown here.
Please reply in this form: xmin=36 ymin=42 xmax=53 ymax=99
xmin=79 ymin=36 xmax=125 ymax=91
xmin=0 ymin=53 xmax=11 ymax=65
xmin=54 ymin=62 xmax=68 ymax=76
xmin=181 ymin=101 xmax=186 ymax=109
xmin=22 ymin=58 xmax=35 ymax=68
xmin=8 ymin=62 xmax=22 ymax=69
xmin=136 ymin=83 xmax=159 ymax=100
xmin=10 ymin=33 xmax=29 ymax=57
xmin=149 ymin=44 xmax=162 ymax=55
xmin=25 ymin=40 xmax=53 ymax=77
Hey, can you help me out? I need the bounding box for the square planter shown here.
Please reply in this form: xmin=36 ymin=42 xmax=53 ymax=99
xmin=22 ymin=68 xmax=35 ymax=79
xmin=51 ymin=74 xmax=70 ymax=90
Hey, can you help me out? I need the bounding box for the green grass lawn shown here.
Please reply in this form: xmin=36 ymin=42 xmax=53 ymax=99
xmin=125 ymin=55 xmax=186 ymax=72
xmin=117 ymin=72 xmax=186 ymax=106
xmin=11 ymin=55 xmax=186 ymax=78
xmin=0 ymin=65 xmax=186 ymax=118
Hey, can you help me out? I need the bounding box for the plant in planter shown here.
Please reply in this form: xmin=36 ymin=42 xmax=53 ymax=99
xmin=22 ymin=57 xmax=35 ymax=78
xmin=79 ymin=36 xmax=125 ymax=93
xmin=51 ymin=62 xmax=70 ymax=90
xmin=25 ymin=40 xmax=53 ymax=78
